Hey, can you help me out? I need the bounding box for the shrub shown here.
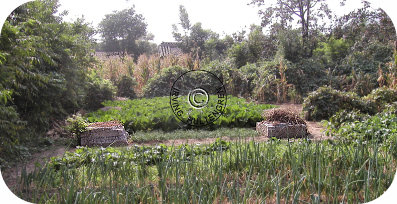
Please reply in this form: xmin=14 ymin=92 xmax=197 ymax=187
xmin=227 ymin=42 xmax=249 ymax=68
xmin=325 ymin=110 xmax=369 ymax=132
xmin=65 ymin=114 xmax=88 ymax=146
xmin=117 ymin=76 xmax=137 ymax=99
xmin=143 ymin=66 xmax=223 ymax=98
xmin=84 ymin=70 xmax=116 ymax=111
xmin=363 ymin=87 xmax=397 ymax=111
xmin=143 ymin=66 xmax=190 ymax=97
xmin=0 ymin=98 xmax=26 ymax=165
xmin=325 ymin=110 xmax=397 ymax=143
xmin=314 ymin=37 xmax=350 ymax=65
xmin=303 ymin=86 xmax=376 ymax=121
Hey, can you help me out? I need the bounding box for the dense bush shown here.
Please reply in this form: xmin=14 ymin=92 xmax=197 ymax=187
xmin=0 ymin=1 xmax=96 ymax=133
xmin=116 ymin=76 xmax=137 ymax=98
xmin=84 ymin=71 xmax=116 ymax=111
xmin=303 ymin=86 xmax=376 ymax=121
xmin=363 ymin=87 xmax=397 ymax=111
xmin=86 ymin=96 xmax=274 ymax=132
xmin=325 ymin=109 xmax=397 ymax=145
xmin=314 ymin=37 xmax=350 ymax=66
xmin=326 ymin=110 xmax=369 ymax=131
xmin=143 ymin=66 xmax=189 ymax=97
xmin=65 ymin=114 xmax=88 ymax=146
xmin=0 ymin=0 xmax=96 ymax=162
xmin=0 ymin=89 xmax=26 ymax=166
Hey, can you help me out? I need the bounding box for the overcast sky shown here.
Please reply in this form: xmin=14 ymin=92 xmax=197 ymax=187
xmin=0 ymin=0 xmax=396 ymax=44
xmin=57 ymin=0 xmax=381 ymax=44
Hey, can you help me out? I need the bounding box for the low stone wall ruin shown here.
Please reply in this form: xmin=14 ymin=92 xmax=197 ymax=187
xmin=81 ymin=122 xmax=128 ymax=147
xmin=256 ymin=122 xmax=308 ymax=139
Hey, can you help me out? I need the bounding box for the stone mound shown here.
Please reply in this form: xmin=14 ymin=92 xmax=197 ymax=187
xmin=256 ymin=121 xmax=308 ymax=139
xmin=81 ymin=121 xmax=128 ymax=147
xmin=258 ymin=108 xmax=308 ymax=138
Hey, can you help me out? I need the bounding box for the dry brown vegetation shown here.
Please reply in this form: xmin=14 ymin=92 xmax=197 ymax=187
xmin=93 ymin=53 xmax=199 ymax=95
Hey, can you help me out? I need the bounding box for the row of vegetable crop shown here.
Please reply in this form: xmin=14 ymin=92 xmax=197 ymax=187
xmin=86 ymin=96 xmax=274 ymax=132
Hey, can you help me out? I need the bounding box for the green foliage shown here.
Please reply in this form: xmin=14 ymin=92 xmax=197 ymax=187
xmin=143 ymin=66 xmax=189 ymax=97
xmin=314 ymin=37 xmax=350 ymax=65
xmin=285 ymin=58 xmax=327 ymax=95
xmin=226 ymin=26 xmax=267 ymax=68
xmin=18 ymin=138 xmax=396 ymax=203
xmin=363 ymin=87 xmax=397 ymax=111
xmin=342 ymin=42 xmax=393 ymax=74
xmin=98 ymin=7 xmax=148 ymax=59
xmin=326 ymin=110 xmax=369 ymax=131
xmin=84 ymin=70 xmax=116 ymax=110
xmin=65 ymin=114 xmax=88 ymax=146
xmin=303 ymin=86 xmax=376 ymax=121
xmin=203 ymin=35 xmax=232 ymax=61
xmin=86 ymin=96 xmax=274 ymax=132
xmin=0 ymin=0 xmax=96 ymax=162
xmin=325 ymin=109 xmax=397 ymax=143
xmin=227 ymin=42 xmax=249 ymax=68
xmin=0 ymin=89 xmax=26 ymax=165
xmin=172 ymin=6 xmax=219 ymax=58
xmin=0 ymin=0 xmax=95 ymax=130
xmin=276 ymin=29 xmax=305 ymax=62
xmin=251 ymin=0 xmax=332 ymax=57
xmin=48 ymin=138 xmax=229 ymax=170
xmin=116 ymin=76 xmax=137 ymax=98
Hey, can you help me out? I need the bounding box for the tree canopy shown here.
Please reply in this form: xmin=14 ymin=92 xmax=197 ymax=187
xmin=98 ymin=7 xmax=151 ymax=59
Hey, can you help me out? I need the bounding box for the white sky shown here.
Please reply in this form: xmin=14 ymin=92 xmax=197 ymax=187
xmin=0 ymin=0 xmax=396 ymax=44
xmin=57 ymin=0 xmax=379 ymax=44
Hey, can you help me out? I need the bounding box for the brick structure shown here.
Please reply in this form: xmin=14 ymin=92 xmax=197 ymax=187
xmin=81 ymin=122 xmax=128 ymax=147
xmin=256 ymin=122 xmax=307 ymax=139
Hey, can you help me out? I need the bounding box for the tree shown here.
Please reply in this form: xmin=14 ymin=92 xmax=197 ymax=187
xmin=227 ymin=25 xmax=268 ymax=67
xmin=172 ymin=5 xmax=217 ymax=59
xmin=251 ymin=0 xmax=331 ymax=56
xmin=99 ymin=7 xmax=148 ymax=59
xmin=332 ymin=2 xmax=396 ymax=75
xmin=247 ymin=25 xmax=266 ymax=62
xmin=172 ymin=5 xmax=191 ymax=53
xmin=0 ymin=0 xmax=96 ymax=161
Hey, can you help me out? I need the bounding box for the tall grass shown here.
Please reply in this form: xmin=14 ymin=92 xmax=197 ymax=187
xmin=17 ymin=138 xmax=396 ymax=203
xmin=95 ymin=53 xmax=196 ymax=96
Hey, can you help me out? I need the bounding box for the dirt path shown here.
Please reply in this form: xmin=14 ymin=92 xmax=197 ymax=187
xmin=1 ymin=146 xmax=74 ymax=191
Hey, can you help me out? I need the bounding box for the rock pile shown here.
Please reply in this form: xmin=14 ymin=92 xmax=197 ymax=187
xmin=80 ymin=121 xmax=128 ymax=147
xmin=257 ymin=108 xmax=308 ymax=138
